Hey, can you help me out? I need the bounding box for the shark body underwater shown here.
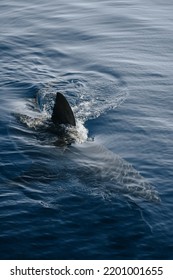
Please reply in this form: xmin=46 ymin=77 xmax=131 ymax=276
xmin=17 ymin=91 xmax=160 ymax=203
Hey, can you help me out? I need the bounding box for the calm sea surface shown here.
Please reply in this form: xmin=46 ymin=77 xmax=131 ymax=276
xmin=0 ymin=0 xmax=173 ymax=259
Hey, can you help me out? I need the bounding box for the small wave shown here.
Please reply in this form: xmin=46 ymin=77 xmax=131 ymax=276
xmin=37 ymin=71 xmax=128 ymax=121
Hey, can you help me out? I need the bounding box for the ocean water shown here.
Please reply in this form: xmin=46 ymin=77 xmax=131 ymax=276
xmin=0 ymin=0 xmax=173 ymax=260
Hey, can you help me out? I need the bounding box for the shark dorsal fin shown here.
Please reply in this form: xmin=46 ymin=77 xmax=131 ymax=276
xmin=51 ymin=92 xmax=76 ymax=126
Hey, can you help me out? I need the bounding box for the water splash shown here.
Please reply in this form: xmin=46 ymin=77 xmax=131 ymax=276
xmin=15 ymin=71 xmax=128 ymax=145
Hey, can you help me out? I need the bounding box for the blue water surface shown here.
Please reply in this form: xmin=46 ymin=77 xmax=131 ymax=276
xmin=0 ymin=0 xmax=173 ymax=260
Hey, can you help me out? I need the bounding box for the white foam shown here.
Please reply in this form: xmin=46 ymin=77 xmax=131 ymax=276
xmin=67 ymin=120 xmax=88 ymax=144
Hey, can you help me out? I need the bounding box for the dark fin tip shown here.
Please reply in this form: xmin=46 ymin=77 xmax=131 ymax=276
xmin=51 ymin=92 xmax=76 ymax=126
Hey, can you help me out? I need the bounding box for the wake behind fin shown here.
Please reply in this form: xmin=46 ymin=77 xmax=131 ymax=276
xmin=51 ymin=92 xmax=76 ymax=126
